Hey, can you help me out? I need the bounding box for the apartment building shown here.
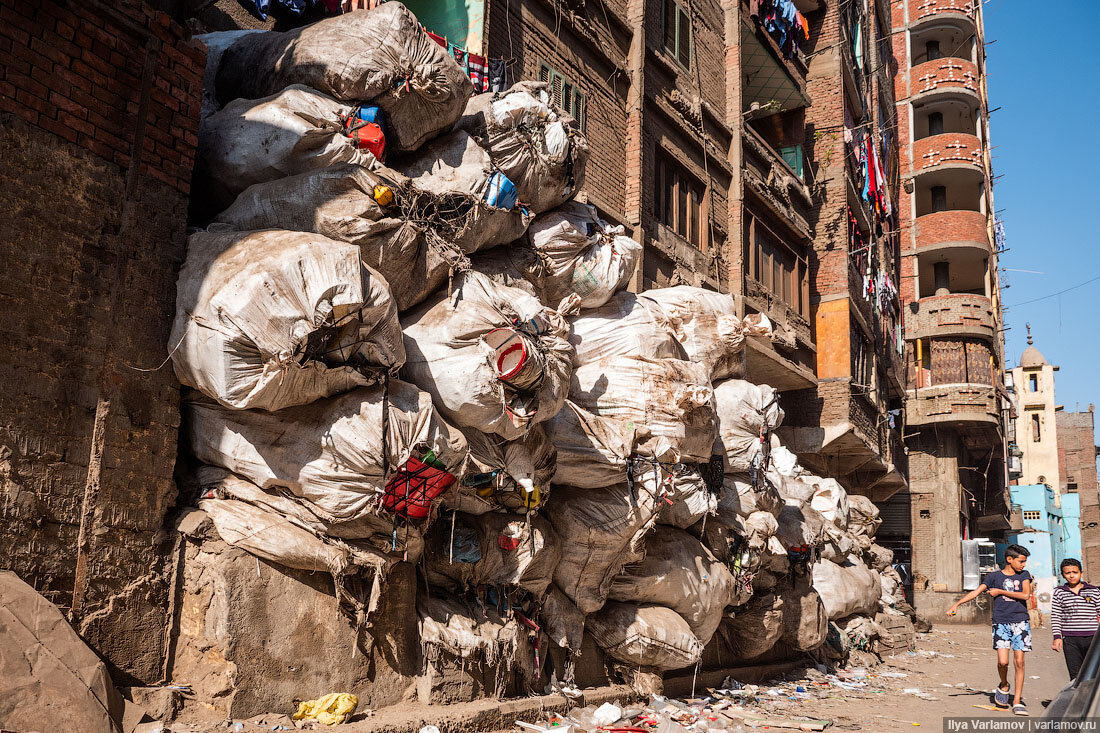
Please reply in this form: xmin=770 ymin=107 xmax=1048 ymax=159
xmin=889 ymin=0 xmax=1012 ymax=619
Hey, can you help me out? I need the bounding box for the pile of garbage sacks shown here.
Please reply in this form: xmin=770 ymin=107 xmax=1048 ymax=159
xmin=174 ymin=1 xmax=913 ymax=699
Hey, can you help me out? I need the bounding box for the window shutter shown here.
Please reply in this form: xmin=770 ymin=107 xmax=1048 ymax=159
xmin=677 ymin=6 xmax=691 ymax=67
xmin=664 ymin=0 xmax=676 ymax=53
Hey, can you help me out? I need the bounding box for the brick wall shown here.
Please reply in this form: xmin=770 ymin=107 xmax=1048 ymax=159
xmin=1057 ymin=411 xmax=1098 ymax=498
xmin=0 ymin=0 xmax=203 ymax=683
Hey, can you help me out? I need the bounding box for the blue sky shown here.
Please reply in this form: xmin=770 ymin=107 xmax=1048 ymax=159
xmin=984 ymin=2 xmax=1100 ymax=422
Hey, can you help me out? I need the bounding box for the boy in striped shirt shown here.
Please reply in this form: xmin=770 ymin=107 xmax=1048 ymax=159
xmin=1051 ymin=558 xmax=1100 ymax=680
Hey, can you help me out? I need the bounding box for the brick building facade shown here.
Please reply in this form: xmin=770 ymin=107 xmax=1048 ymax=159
xmin=0 ymin=0 xmax=204 ymax=681
xmin=889 ymin=0 xmax=1012 ymax=619
xmin=1056 ymin=409 xmax=1100 ymax=573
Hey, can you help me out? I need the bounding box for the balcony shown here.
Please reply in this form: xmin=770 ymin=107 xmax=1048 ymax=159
xmin=912 ymin=133 xmax=983 ymax=176
xmin=742 ymin=126 xmax=812 ymax=239
xmin=909 ymin=58 xmax=980 ymax=101
xmin=907 ymin=383 xmax=999 ymax=427
xmin=906 ymin=293 xmax=995 ymax=341
xmin=914 ymin=210 xmax=990 ymax=253
xmin=908 ymin=0 xmax=976 ymax=27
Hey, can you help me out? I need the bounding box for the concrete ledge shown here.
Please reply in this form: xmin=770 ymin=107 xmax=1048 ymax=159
xmin=342 ymin=684 xmax=638 ymax=732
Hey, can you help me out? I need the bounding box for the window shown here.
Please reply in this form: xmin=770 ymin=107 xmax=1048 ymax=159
xmin=539 ymin=64 xmax=586 ymax=132
xmin=928 ymin=111 xmax=944 ymax=136
xmin=930 ymin=185 xmax=947 ymax=212
xmin=851 ymin=327 xmax=874 ymax=392
xmin=663 ymin=0 xmax=692 ymax=69
xmin=1068 ymin=482 xmax=1079 ymax=493
xmin=749 ymin=219 xmax=808 ymax=316
xmin=1031 ymin=413 xmax=1041 ymax=442
xmin=779 ymin=145 xmax=804 ymax=180
xmin=1023 ymin=510 xmax=1041 ymax=521
xmin=925 ymin=40 xmax=941 ymax=61
xmin=1029 ymin=374 xmax=1038 ymax=392
xmin=655 ymin=150 xmax=706 ymax=249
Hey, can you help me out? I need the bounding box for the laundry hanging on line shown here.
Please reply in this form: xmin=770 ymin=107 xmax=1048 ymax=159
xmin=427 ymin=30 xmax=508 ymax=93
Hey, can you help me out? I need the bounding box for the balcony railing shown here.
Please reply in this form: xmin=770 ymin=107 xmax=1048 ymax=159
xmin=906 ymin=383 xmax=1000 ymax=427
xmin=906 ymin=293 xmax=996 ymax=341
xmin=910 ymin=58 xmax=980 ymax=97
xmin=908 ymin=0 xmax=976 ymax=25
xmin=914 ymin=210 xmax=990 ymax=252
xmin=912 ymin=132 xmax=984 ymax=174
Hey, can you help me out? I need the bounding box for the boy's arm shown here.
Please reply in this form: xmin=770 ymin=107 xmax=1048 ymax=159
xmin=998 ymin=579 xmax=1032 ymax=601
xmin=948 ymin=584 xmax=987 ymax=613
xmin=1051 ymin=589 xmax=1063 ymax=639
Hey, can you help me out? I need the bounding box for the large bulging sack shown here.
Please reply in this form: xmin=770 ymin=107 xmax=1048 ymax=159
xmin=865 ymin=542 xmax=894 ymax=572
xmin=185 ymin=380 xmax=467 ymax=523
xmin=548 ymin=478 xmax=663 ymax=615
xmin=543 ymin=401 xmax=640 ymax=489
xmin=171 ymin=229 xmax=403 ymax=411
xmin=543 ymin=586 xmax=585 ymax=652
xmin=587 ymin=602 xmax=702 ymax=671
xmin=808 ymin=477 xmax=850 ymax=529
xmin=520 ymin=202 xmax=640 ymax=309
xmin=198 ymin=85 xmax=375 ymax=210
xmin=640 ymin=287 xmax=745 ymax=380
xmin=570 ymin=356 xmax=717 ymax=464
xmin=401 ymin=272 xmax=574 ymax=440
xmin=720 ymin=592 xmax=784 ymax=659
xmin=713 ymin=379 xmax=784 ymax=474
xmin=455 ymin=81 xmax=588 ymax=213
xmin=812 ymin=555 xmax=881 ymax=620
xmin=568 ymin=292 xmax=685 ymax=366
xmin=394 ymin=130 xmax=532 ymax=253
xmin=215 ymin=3 xmax=473 ymax=151
xmin=446 ymin=425 xmax=556 ymax=515
xmin=418 ymin=594 xmax=527 ymax=673
xmin=609 ymin=529 xmax=733 ymax=646
xmin=657 ymin=468 xmax=718 ymax=529
xmin=195 ymin=466 xmax=424 ymax=558
xmin=196 ymin=30 xmax=264 ymax=122
xmin=424 ymin=512 xmax=560 ymax=597
xmin=718 ymin=473 xmax=783 ymax=519
xmin=775 ymin=504 xmax=826 ymax=552
xmin=847 ymin=495 xmax=883 ymax=538
xmin=780 ymin=583 xmax=829 ymax=651
xmin=214 ymin=165 xmax=458 ymax=311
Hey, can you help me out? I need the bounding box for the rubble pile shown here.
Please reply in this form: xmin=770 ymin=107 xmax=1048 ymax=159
xmin=173 ymin=0 xmax=918 ymax=715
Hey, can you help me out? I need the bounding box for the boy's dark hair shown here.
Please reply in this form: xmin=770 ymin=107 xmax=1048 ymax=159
xmin=1006 ymin=544 xmax=1031 ymax=559
xmin=1061 ymin=558 xmax=1083 ymax=573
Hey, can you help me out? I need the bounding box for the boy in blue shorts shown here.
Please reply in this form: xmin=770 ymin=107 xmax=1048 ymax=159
xmin=948 ymin=544 xmax=1033 ymax=716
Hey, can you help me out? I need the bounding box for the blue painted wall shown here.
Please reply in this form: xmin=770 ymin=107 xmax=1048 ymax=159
xmin=1062 ymin=493 xmax=1082 ymax=567
xmin=1007 ymin=484 xmax=1062 ymax=578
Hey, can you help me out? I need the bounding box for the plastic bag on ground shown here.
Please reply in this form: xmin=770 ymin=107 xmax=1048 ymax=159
xmin=569 ymin=356 xmax=717 ymax=464
xmin=812 ymin=555 xmax=882 ymax=620
xmin=454 ymin=81 xmax=588 ymax=213
xmin=640 ymin=287 xmax=746 ymax=380
xmin=719 ymin=592 xmax=784 ymax=660
xmin=424 ymin=512 xmax=560 ymax=596
xmin=445 ymin=425 xmax=556 ymax=515
xmin=608 ymin=529 xmax=733 ymax=646
xmin=847 ymin=495 xmax=883 ymax=538
xmin=198 ymin=85 xmax=376 ymax=210
xmin=185 ymin=380 xmax=467 ymax=524
xmin=171 ymin=229 xmax=404 ymax=411
xmin=713 ymin=379 xmax=784 ymax=474
xmin=568 ymin=291 xmax=685 ymax=367
xmin=548 ymin=477 xmax=663 ymax=614
xmin=394 ymin=130 xmax=532 ymax=253
xmin=587 ymin=602 xmax=702 ymax=671
xmin=293 ymin=693 xmax=358 ymax=726
xmin=781 ymin=583 xmax=829 ymax=651
xmin=401 ymin=271 xmax=574 ymax=440
xmin=213 ymin=165 xmax=460 ymax=311
xmin=514 ymin=202 xmax=641 ymax=309
xmin=215 ymin=3 xmax=473 ymax=151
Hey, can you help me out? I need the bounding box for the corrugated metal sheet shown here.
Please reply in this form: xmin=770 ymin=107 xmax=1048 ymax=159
xmin=876 ymin=490 xmax=912 ymax=538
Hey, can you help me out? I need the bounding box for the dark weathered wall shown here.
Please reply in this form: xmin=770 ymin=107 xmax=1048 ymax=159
xmin=0 ymin=0 xmax=203 ymax=683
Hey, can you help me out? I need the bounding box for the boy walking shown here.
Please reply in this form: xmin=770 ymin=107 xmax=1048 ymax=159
xmin=948 ymin=544 xmax=1034 ymax=716
xmin=1051 ymin=558 xmax=1100 ymax=680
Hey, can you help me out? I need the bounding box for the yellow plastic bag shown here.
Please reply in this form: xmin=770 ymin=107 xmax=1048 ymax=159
xmin=292 ymin=693 xmax=358 ymax=726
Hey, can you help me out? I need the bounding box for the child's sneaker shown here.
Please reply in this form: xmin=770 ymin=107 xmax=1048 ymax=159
xmin=993 ymin=686 xmax=1010 ymax=707
xmin=1012 ymin=703 xmax=1029 ymax=716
